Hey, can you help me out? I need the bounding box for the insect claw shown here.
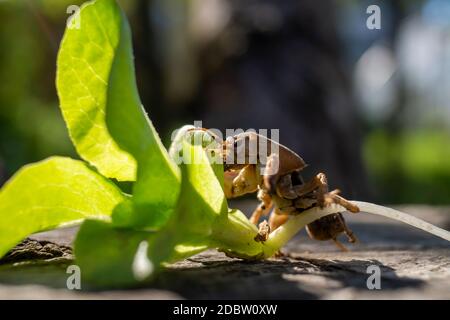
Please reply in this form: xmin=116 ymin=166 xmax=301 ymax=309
xmin=329 ymin=189 xmax=341 ymax=195
xmin=273 ymin=250 xmax=286 ymax=258
xmin=333 ymin=238 xmax=349 ymax=252
xmin=335 ymin=213 xmax=358 ymax=243
xmin=254 ymin=220 xmax=270 ymax=242
xmin=345 ymin=230 xmax=358 ymax=243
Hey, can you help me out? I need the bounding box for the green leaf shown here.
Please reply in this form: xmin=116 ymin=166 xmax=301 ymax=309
xmin=74 ymin=142 xmax=263 ymax=287
xmin=56 ymin=0 xmax=136 ymax=181
xmin=168 ymin=125 xmax=195 ymax=162
xmin=75 ymin=142 xmax=226 ymax=287
xmin=74 ymin=219 xmax=154 ymax=287
xmin=0 ymin=157 xmax=126 ymax=258
xmin=104 ymin=0 xmax=180 ymax=229
xmin=171 ymin=142 xmax=227 ymax=235
xmin=148 ymin=141 xmax=266 ymax=265
xmin=148 ymin=142 xmax=229 ymax=265
xmin=168 ymin=126 xmax=224 ymax=187
xmin=57 ymin=0 xmax=181 ymax=229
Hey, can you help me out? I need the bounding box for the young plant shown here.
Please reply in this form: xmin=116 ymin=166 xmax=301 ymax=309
xmin=0 ymin=0 xmax=449 ymax=288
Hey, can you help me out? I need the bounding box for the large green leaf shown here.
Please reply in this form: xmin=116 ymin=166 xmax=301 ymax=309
xmin=56 ymin=0 xmax=136 ymax=181
xmin=0 ymin=157 xmax=126 ymax=258
xmin=104 ymin=0 xmax=180 ymax=229
xmin=57 ymin=0 xmax=181 ymax=229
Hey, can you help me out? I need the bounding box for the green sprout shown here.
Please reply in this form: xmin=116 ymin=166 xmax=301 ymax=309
xmin=0 ymin=0 xmax=449 ymax=288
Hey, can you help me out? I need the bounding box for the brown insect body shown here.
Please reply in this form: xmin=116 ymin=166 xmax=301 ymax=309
xmin=223 ymin=131 xmax=306 ymax=177
xmin=197 ymin=129 xmax=359 ymax=250
xmin=270 ymin=170 xmax=358 ymax=248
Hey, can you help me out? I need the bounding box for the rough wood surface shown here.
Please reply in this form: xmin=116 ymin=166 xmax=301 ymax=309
xmin=0 ymin=202 xmax=449 ymax=299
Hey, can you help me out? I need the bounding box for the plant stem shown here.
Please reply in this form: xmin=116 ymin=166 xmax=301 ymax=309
xmin=211 ymin=209 xmax=266 ymax=259
xmin=264 ymin=204 xmax=345 ymax=256
xmin=265 ymin=201 xmax=450 ymax=255
xmin=352 ymin=201 xmax=450 ymax=241
xmin=157 ymin=201 xmax=450 ymax=266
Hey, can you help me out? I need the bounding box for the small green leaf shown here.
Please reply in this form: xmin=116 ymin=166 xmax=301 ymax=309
xmin=56 ymin=0 xmax=136 ymax=181
xmin=171 ymin=142 xmax=227 ymax=235
xmin=0 ymin=157 xmax=125 ymax=258
xmin=148 ymin=142 xmax=265 ymax=265
xmin=148 ymin=142 xmax=228 ymax=264
xmin=75 ymin=219 xmax=154 ymax=287
xmin=168 ymin=127 xmax=224 ymax=181
xmin=168 ymin=125 xmax=195 ymax=161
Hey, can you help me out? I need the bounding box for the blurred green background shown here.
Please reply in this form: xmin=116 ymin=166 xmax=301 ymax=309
xmin=0 ymin=0 xmax=449 ymax=204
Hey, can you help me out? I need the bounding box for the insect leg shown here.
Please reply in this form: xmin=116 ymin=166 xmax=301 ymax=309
xmin=326 ymin=191 xmax=360 ymax=213
xmin=292 ymin=172 xmax=329 ymax=207
xmin=315 ymin=212 xmax=356 ymax=251
xmin=249 ymin=190 xmax=273 ymax=224
xmin=293 ymin=173 xmax=327 ymax=197
xmin=268 ymin=207 xmax=290 ymax=231
xmin=332 ymin=238 xmax=349 ymax=252
xmin=335 ymin=212 xmax=358 ymax=243
xmin=254 ymin=220 xmax=271 ymax=242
